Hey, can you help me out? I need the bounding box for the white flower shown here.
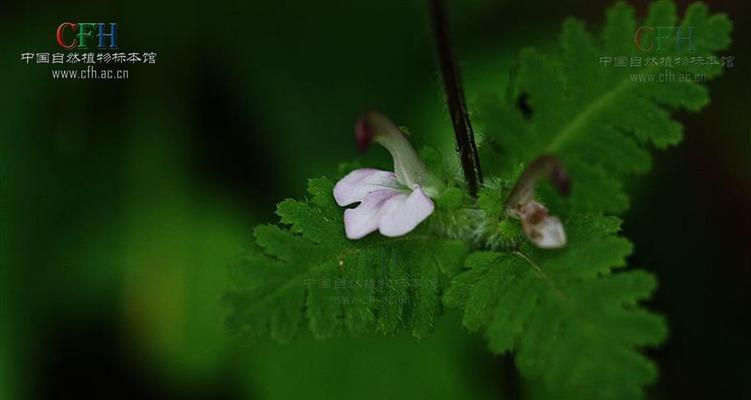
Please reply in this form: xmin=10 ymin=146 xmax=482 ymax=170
xmin=334 ymin=169 xmax=434 ymax=239
xmin=333 ymin=112 xmax=442 ymax=240
xmin=511 ymin=200 xmax=566 ymax=249
xmin=506 ymin=155 xmax=570 ymax=249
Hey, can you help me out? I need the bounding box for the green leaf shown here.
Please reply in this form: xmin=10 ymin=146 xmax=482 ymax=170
xmin=445 ymin=2 xmax=730 ymax=398
xmin=445 ymin=215 xmax=667 ymax=399
xmin=225 ymin=178 xmax=469 ymax=341
xmin=479 ymin=0 xmax=732 ymax=214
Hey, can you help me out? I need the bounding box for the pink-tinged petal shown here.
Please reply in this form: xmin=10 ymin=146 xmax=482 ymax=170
xmin=518 ymin=201 xmax=566 ymax=249
xmin=377 ymin=186 xmax=434 ymax=237
xmin=343 ymin=189 xmax=401 ymax=239
xmin=525 ymin=215 xmax=566 ymax=249
xmin=333 ymin=168 xmax=399 ymax=206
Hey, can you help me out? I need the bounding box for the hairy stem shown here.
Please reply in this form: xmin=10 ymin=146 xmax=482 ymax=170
xmin=428 ymin=0 xmax=483 ymax=197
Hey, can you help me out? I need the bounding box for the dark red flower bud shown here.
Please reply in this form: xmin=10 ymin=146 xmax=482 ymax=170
xmin=355 ymin=112 xmax=375 ymax=153
xmin=551 ymin=163 xmax=571 ymax=197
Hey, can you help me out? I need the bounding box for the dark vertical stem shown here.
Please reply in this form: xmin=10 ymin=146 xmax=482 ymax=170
xmin=428 ymin=0 xmax=483 ymax=197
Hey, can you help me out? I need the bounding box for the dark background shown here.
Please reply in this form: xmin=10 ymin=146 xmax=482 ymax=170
xmin=1 ymin=0 xmax=749 ymax=399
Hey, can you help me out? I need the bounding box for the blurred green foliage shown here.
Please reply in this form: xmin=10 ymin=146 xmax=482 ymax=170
xmin=0 ymin=1 xmax=526 ymax=398
xmin=240 ymin=315 xmax=496 ymax=400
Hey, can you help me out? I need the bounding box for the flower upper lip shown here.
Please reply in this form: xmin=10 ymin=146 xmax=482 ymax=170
xmin=354 ymin=111 xmax=443 ymax=196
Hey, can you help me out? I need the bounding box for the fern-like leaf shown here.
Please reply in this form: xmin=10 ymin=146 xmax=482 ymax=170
xmin=445 ymin=2 xmax=730 ymax=398
xmin=445 ymin=214 xmax=667 ymax=399
xmin=225 ymin=177 xmax=468 ymax=341
xmin=479 ymin=0 xmax=732 ymax=213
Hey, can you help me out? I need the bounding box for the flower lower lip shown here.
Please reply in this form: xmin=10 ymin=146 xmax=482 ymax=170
xmin=334 ymin=168 xmax=435 ymax=239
